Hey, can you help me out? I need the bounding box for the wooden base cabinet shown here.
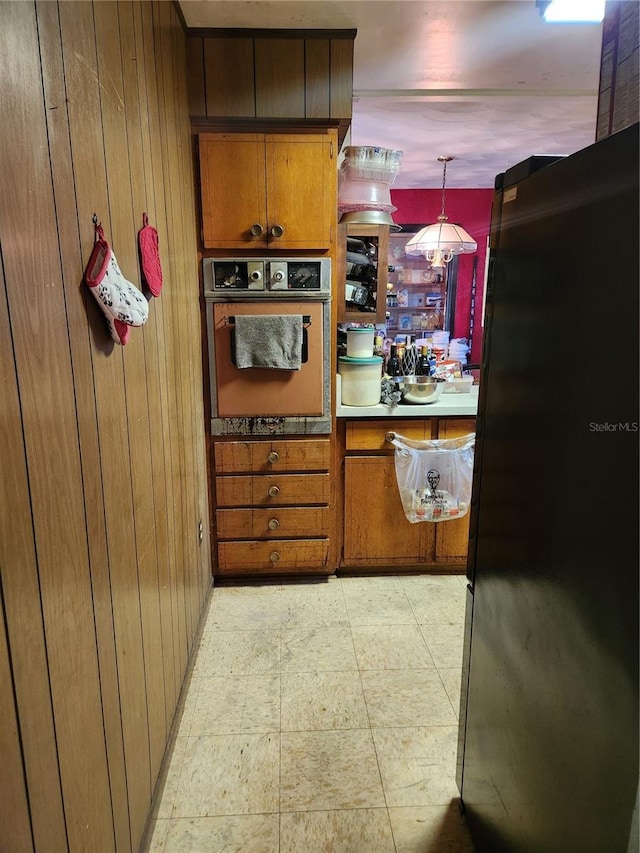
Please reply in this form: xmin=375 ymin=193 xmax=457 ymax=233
xmin=344 ymin=455 xmax=435 ymax=565
xmin=434 ymin=417 xmax=476 ymax=563
xmin=341 ymin=417 xmax=475 ymax=570
xmin=213 ymin=438 xmax=333 ymax=577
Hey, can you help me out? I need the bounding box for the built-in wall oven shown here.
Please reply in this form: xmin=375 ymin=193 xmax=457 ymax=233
xmin=203 ymin=257 xmax=332 ymax=435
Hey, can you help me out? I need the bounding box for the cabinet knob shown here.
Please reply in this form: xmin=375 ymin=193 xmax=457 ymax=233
xmin=267 ymin=451 xmax=279 ymax=464
xmin=268 ymin=518 xmax=280 ymax=530
xmin=270 ymin=224 xmax=284 ymax=238
xmin=268 ymin=485 xmax=280 ymax=497
xmin=269 ymin=551 xmax=281 ymax=563
xmin=250 ymin=223 xmax=264 ymax=237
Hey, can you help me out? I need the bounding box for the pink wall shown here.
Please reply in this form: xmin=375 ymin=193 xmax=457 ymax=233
xmin=390 ymin=188 xmax=493 ymax=364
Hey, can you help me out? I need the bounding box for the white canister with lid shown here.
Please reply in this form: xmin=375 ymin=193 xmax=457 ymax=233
xmin=338 ymin=356 xmax=383 ymax=406
xmin=346 ymin=327 xmax=375 ymax=358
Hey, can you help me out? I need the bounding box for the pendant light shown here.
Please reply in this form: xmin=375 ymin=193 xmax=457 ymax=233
xmin=404 ymin=156 xmax=477 ymax=262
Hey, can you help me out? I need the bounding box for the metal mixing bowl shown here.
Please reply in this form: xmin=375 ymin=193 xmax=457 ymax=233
xmin=396 ymin=375 xmax=445 ymax=405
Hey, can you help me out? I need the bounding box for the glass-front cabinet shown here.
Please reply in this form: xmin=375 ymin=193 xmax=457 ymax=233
xmin=386 ymin=230 xmax=458 ymax=335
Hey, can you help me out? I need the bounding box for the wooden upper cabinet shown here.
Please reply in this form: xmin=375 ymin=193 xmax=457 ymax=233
xmin=254 ymin=39 xmax=305 ymax=117
xmin=305 ymin=39 xmax=330 ymax=118
xmin=186 ymin=31 xmax=354 ymax=133
xmin=199 ymin=131 xmax=336 ymax=250
xmin=204 ymin=38 xmax=256 ymax=117
xmin=329 ymin=39 xmax=355 ymax=119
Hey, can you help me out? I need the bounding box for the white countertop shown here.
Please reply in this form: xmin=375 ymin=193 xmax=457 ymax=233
xmin=336 ymin=377 xmax=479 ymax=418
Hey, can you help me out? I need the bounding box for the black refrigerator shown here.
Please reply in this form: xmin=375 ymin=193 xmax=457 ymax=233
xmin=457 ymin=122 xmax=639 ymax=853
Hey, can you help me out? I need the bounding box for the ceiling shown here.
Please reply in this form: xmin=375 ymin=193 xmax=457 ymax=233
xmin=179 ymin=0 xmax=604 ymax=188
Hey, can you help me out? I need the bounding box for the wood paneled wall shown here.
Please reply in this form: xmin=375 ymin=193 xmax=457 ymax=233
xmin=0 ymin=2 xmax=211 ymax=851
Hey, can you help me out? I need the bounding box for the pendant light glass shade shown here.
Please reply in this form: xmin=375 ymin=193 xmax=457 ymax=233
xmin=405 ymin=156 xmax=477 ymax=262
xmin=404 ymin=220 xmax=477 ymax=261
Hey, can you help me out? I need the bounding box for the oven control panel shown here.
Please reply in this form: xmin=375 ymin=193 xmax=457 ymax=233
xmin=203 ymin=258 xmax=331 ymax=298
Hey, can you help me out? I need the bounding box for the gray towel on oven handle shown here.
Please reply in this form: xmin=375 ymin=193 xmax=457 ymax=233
xmin=233 ymin=314 xmax=303 ymax=370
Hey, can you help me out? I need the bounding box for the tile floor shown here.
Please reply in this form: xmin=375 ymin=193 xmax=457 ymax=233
xmin=144 ymin=573 xmax=476 ymax=852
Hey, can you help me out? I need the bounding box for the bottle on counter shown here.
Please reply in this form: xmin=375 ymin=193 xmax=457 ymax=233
xmin=401 ymin=339 xmax=417 ymax=376
xmin=397 ymin=343 xmax=407 ymax=374
xmin=415 ymin=345 xmax=433 ymax=376
xmin=385 ymin=344 xmax=403 ymax=377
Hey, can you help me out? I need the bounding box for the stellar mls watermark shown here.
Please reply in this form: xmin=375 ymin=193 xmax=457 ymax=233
xmin=589 ymin=422 xmax=638 ymax=432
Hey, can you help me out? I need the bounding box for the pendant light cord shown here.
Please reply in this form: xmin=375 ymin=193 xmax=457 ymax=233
xmin=438 ymin=155 xmax=452 ymax=222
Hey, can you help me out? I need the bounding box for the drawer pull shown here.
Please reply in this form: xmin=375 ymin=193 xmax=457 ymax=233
xmin=268 ymin=485 xmax=280 ymax=497
xmin=268 ymin=518 xmax=280 ymax=530
xmin=267 ymin=451 xmax=279 ymax=464
xmin=269 ymin=551 xmax=281 ymax=563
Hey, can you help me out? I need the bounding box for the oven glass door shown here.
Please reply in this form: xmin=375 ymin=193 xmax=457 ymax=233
xmin=210 ymin=301 xmax=325 ymax=417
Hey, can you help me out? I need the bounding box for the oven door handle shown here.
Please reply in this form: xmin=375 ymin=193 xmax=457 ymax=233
xmin=226 ymin=315 xmax=311 ymax=326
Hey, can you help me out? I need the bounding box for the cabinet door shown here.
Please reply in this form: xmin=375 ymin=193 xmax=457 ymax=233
xmin=344 ymin=456 xmax=434 ymax=565
xmin=265 ymin=134 xmax=335 ymax=250
xmin=199 ymin=133 xmax=267 ymax=249
xmin=434 ymin=418 xmax=476 ymax=563
xmin=218 ymin=539 xmax=330 ymax=575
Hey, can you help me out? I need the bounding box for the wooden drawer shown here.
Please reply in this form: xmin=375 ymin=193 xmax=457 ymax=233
xmin=438 ymin=418 xmax=476 ymax=440
xmin=215 ymin=473 xmax=330 ymax=507
xmin=217 ymin=539 xmax=330 ymax=575
xmin=216 ymin=506 xmax=330 ymax=540
xmin=214 ymin=439 xmax=330 ymax=474
xmin=346 ymin=419 xmax=434 ymax=451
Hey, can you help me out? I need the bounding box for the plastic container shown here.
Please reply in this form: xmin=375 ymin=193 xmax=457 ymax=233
xmin=338 ymin=178 xmax=395 ymax=210
xmin=346 ymin=327 xmax=375 ymax=358
xmin=338 ymin=356 xmax=383 ymax=406
xmin=340 ymin=147 xmax=404 ymax=183
xmin=442 ymin=376 xmax=474 ymax=394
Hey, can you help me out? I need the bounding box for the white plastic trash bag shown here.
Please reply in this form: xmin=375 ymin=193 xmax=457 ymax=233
xmin=389 ymin=432 xmax=475 ymax=523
